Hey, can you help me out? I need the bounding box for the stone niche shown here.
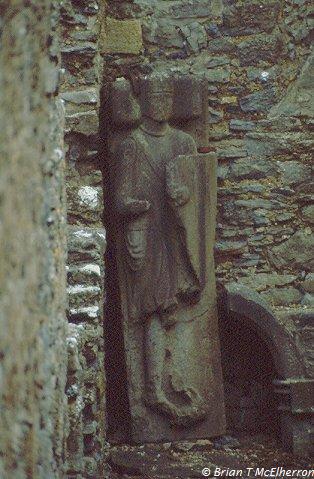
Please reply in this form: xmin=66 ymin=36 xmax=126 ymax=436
xmin=219 ymin=283 xmax=314 ymax=458
xmin=102 ymin=74 xmax=226 ymax=443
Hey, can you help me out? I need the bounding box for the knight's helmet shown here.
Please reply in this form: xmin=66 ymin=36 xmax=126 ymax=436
xmin=138 ymin=73 xmax=174 ymax=96
xmin=137 ymin=74 xmax=174 ymax=121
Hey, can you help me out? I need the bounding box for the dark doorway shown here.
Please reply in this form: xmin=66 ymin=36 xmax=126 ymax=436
xmin=218 ymin=309 xmax=281 ymax=438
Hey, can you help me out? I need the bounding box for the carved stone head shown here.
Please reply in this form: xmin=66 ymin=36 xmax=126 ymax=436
xmin=139 ymin=75 xmax=174 ymax=122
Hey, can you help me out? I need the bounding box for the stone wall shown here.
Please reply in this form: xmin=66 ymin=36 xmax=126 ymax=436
xmin=33 ymin=0 xmax=312 ymax=470
xmin=1 ymin=1 xmax=312 ymax=475
xmin=101 ymin=0 xmax=313 ymax=380
xmin=59 ymin=1 xmax=108 ymax=477
xmin=0 ymin=1 xmax=67 ymax=478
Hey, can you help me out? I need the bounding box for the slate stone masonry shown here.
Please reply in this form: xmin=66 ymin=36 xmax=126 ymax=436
xmin=59 ymin=1 xmax=108 ymax=477
xmin=100 ymin=0 xmax=313 ymax=460
xmin=61 ymin=0 xmax=313 ymax=474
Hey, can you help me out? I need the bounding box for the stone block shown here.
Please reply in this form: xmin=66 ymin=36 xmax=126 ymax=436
xmin=278 ymin=161 xmax=311 ymax=186
xmin=302 ymin=274 xmax=314 ymax=294
xmin=301 ymin=293 xmax=314 ymax=307
xmin=206 ymin=67 xmax=230 ymax=83
xmin=261 ymin=287 xmax=303 ymax=306
xmin=169 ymin=0 xmax=223 ymax=19
xmin=207 ymin=55 xmax=230 ymax=68
xmin=240 ymin=273 xmax=297 ymax=292
xmin=222 ymin=0 xmax=281 ymax=36
xmin=67 ymin=227 xmax=106 ymax=264
xmin=65 ymin=111 xmax=99 ymax=136
xmin=101 ymin=17 xmax=143 ymax=54
xmin=143 ymin=17 xmax=183 ymax=48
xmin=216 ymin=140 xmax=248 ymax=160
xmin=301 ymin=205 xmax=314 ymax=224
xmin=215 ymin=240 xmax=247 ymax=255
xmin=61 ymin=89 xmax=98 ymax=105
xmin=228 ymin=157 xmax=276 ymax=180
xmin=240 ymin=87 xmax=277 ymax=113
xmin=68 ymin=284 xmax=102 ymax=308
xmin=238 ymin=34 xmax=284 ymax=66
xmin=268 ymin=230 xmax=314 ymax=272
xmin=229 ymin=119 xmax=256 ymax=132
xmin=270 ymin=50 xmax=314 ymax=118
xmin=208 ymin=38 xmax=236 ymax=54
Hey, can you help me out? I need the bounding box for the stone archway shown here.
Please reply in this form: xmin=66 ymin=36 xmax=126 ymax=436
xmin=220 ymin=282 xmax=305 ymax=380
xmin=219 ymin=282 xmax=314 ymax=457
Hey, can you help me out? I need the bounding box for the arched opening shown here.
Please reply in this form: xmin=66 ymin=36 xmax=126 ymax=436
xmin=218 ymin=282 xmax=306 ymax=448
xmin=219 ymin=310 xmax=280 ymax=438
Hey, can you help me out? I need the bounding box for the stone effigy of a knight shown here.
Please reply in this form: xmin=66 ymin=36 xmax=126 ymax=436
xmin=109 ymin=73 xmax=225 ymax=442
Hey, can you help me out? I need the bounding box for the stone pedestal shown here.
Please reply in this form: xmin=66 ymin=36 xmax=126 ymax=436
xmin=274 ymin=378 xmax=314 ymax=457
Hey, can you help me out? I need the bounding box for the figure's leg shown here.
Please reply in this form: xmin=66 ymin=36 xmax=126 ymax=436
xmin=144 ymin=315 xmax=208 ymax=425
xmin=145 ymin=314 xmax=178 ymax=416
xmin=145 ymin=314 xmax=165 ymax=401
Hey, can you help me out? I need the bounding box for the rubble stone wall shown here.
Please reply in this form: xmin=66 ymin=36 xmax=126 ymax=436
xmin=101 ymin=0 xmax=313 ymax=379
xmin=59 ymin=1 xmax=108 ymax=477
xmin=0 ymin=1 xmax=67 ymax=478
xmin=58 ymin=0 xmax=312 ymax=472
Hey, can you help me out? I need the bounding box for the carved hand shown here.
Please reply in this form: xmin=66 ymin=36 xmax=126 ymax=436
xmin=124 ymin=198 xmax=151 ymax=215
xmin=169 ymin=185 xmax=190 ymax=207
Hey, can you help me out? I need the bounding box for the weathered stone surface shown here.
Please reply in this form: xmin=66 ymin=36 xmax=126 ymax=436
xmin=65 ymin=110 xmax=99 ymax=135
xmin=217 ymin=140 xmax=247 ymax=159
xmin=228 ymin=157 xmax=276 ymax=180
xmin=67 ymin=227 xmax=106 ymax=264
xmin=270 ymin=50 xmax=314 ymax=118
xmin=240 ymin=87 xmax=277 ymax=113
xmin=169 ymin=0 xmax=223 ymax=19
xmin=301 ymin=293 xmax=314 ymax=307
xmin=245 ymin=132 xmax=313 ymax=157
xmin=229 ymin=119 xmax=256 ymax=132
xmin=61 ymin=88 xmax=98 ymax=104
xmin=208 ymin=37 xmax=236 ymax=54
xmin=206 ymin=67 xmax=230 ymax=83
xmin=101 ymin=17 xmax=143 ymax=54
xmin=180 ymin=22 xmax=208 ymax=53
xmin=240 ymin=273 xmax=297 ymax=292
xmin=111 ymin=78 xmax=141 ymax=126
xmin=142 ymin=18 xmax=183 ymax=48
xmin=261 ymin=287 xmax=303 ymax=306
xmin=235 ymin=198 xmax=284 ymax=210
xmin=238 ymin=34 xmax=284 ymax=66
xmin=247 ymin=66 xmax=279 ymax=83
xmin=109 ymin=445 xmax=217 ymax=478
xmin=301 ymin=205 xmax=314 ymax=224
xmin=278 ymin=161 xmax=311 ymax=185
xmin=108 ymin=75 xmax=225 ymax=442
xmin=222 ymin=0 xmax=281 ymax=36
xmin=109 ymin=437 xmax=313 ymax=479
xmin=60 ymin=5 xmax=107 ymax=469
xmin=208 ymin=106 xmax=224 ymax=123
xmin=302 ymin=274 xmax=314 ymax=294
xmin=207 ymin=55 xmax=231 ymax=68
xmin=0 ymin=1 xmax=67 ymax=477
xmin=268 ymin=231 xmax=314 ymax=272
xmin=215 ymin=240 xmax=247 ymax=255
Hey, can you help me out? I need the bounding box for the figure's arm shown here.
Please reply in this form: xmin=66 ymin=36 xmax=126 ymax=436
xmin=167 ymin=183 xmax=190 ymax=207
xmin=166 ymin=133 xmax=197 ymax=207
xmin=115 ymin=138 xmax=151 ymax=216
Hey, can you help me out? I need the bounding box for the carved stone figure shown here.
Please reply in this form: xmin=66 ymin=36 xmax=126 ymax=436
xmin=110 ymin=74 xmax=225 ymax=442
